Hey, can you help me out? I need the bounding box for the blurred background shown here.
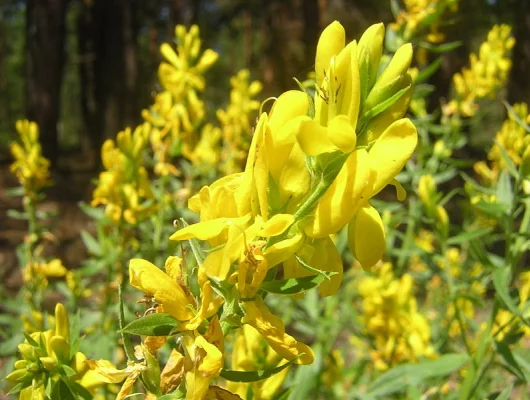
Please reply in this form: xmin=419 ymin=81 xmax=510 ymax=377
xmin=0 ymin=0 xmax=529 ymax=178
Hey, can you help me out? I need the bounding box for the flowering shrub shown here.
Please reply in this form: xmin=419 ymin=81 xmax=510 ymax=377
xmin=3 ymin=3 xmax=530 ymax=399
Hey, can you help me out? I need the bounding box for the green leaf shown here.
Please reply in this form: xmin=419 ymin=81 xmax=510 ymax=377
xmin=60 ymin=377 xmax=93 ymax=400
xmin=156 ymin=395 xmax=181 ymax=400
xmin=220 ymin=356 xmax=299 ymax=382
xmin=288 ymin=344 xmax=323 ymax=400
xmin=365 ymin=353 xmax=468 ymax=397
xmin=51 ymin=378 xmax=76 ymax=400
xmin=294 ymin=254 xmax=337 ymax=280
xmin=493 ymin=268 xmax=528 ymax=326
xmin=419 ymin=41 xmax=462 ymax=53
xmin=494 ymin=139 xmax=519 ymax=178
xmin=80 ymin=230 xmax=102 ymax=257
xmin=415 ymin=57 xmax=443 ymax=82
xmin=496 ymin=170 xmax=513 ymax=209
xmin=120 ymin=313 xmax=178 ymax=336
xmin=494 ymin=340 xmax=526 ymax=381
xmin=493 ymin=384 xmax=514 ymax=400
xmin=5 ymin=186 xmax=25 ymax=196
xmin=6 ymin=209 xmax=28 ymax=220
xmin=447 ymin=227 xmax=491 ymax=245
xmin=261 ymin=275 xmax=326 ymax=295
xmin=78 ymin=201 xmax=105 ymax=220
xmin=60 ymin=364 xmax=77 ymax=377
xmin=504 ymin=101 xmax=530 ymax=133
xmin=474 ymin=201 xmax=507 ymax=220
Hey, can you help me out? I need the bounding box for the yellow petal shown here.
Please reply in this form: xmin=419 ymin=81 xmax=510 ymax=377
xmin=305 ymin=149 xmax=370 ymax=237
xmin=129 ymin=259 xmax=193 ymax=321
xmin=348 ymin=205 xmax=386 ymax=270
xmin=314 ymin=237 xmax=343 ymax=297
xmin=327 ymin=115 xmax=357 ymax=153
xmin=242 ymin=297 xmax=314 ymax=365
xmin=279 ymin=143 xmax=311 ymax=206
xmin=368 ymin=118 xmax=418 ymax=197
xmin=297 ymin=120 xmax=337 ymax=156
xmin=85 ymin=359 xmax=134 ymax=384
xmin=165 ymin=256 xmax=183 ymax=283
xmin=263 ymin=232 xmax=304 ymax=268
xmin=204 ymin=386 xmax=243 ymax=400
xmin=268 ymin=91 xmax=309 ymax=134
xmin=161 ymin=349 xmax=185 ymax=394
xmin=195 ymin=335 xmax=223 ymax=376
xmin=169 ymin=214 xmax=251 ymax=241
xmin=315 ymin=21 xmax=345 ymax=84
xmin=260 ymin=214 xmax=294 ymax=237
xmin=180 ymin=281 xmax=223 ymax=331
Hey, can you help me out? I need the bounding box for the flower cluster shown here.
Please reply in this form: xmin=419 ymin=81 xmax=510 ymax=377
xmin=444 ymin=24 xmax=515 ymax=117
xmin=6 ymin=304 xmax=103 ymax=399
xmin=9 ymin=120 xmax=51 ymax=196
xmin=357 ymin=263 xmax=436 ymax=370
xmin=217 ymin=69 xmax=263 ymax=174
xmin=91 ymin=123 xmax=156 ymax=224
xmin=390 ymin=0 xmax=459 ymax=43
xmin=475 ymin=103 xmax=530 ymax=184
xmin=142 ymin=24 xmax=218 ymax=173
xmin=120 ymin=20 xmax=418 ymax=398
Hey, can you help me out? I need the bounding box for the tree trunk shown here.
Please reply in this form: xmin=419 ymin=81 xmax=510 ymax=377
xmin=26 ymin=0 xmax=67 ymax=166
xmin=77 ymin=0 xmax=139 ymax=157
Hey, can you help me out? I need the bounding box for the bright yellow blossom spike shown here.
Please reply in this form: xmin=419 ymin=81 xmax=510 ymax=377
xmin=129 ymin=258 xmax=193 ymax=321
xmin=315 ymin=21 xmax=345 ymax=85
xmin=348 ymin=205 xmax=386 ymax=270
xmin=242 ymin=297 xmax=314 ymax=365
xmin=368 ymin=118 xmax=418 ymax=198
xmin=305 ymin=149 xmax=371 ymax=237
xmin=170 ymin=214 xmax=251 ymax=241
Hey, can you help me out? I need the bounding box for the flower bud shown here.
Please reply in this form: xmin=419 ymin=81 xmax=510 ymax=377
xmin=140 ymin=346 xmax=161 ymax=396
xmin=39 ymin=356 xmax=58 ymax=371
xmin=6 ymin=368 xmax=31 ymax=382
xmin=54 ymin=303 xmax=69 ymax=341
xmin=14 ymin=360 xmax=29 ymax=370
xmin=18 ymin=343 xmax=36 ymax=361
xmin=50 ymin=336 xmax=70 ymax=364
xmin=357 ymin=23 xmax=385 ymax=104
xmin=348 ymin=205 xmax=386 ymax=270
xmin=364 ymin=43 xmax=413 ymax=113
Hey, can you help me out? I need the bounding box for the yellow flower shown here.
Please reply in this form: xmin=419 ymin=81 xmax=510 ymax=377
xmin=226 ymin=325 xmax=290 ymax=400
xmin=129 ymin=257 xmax=223 ymax=328
xmin=218 ymin=69 xmax=262 ymax=174
xmin=7 ymin=304 xmax=101 ymax=397
xmin=9 ymin=120 xmax=51 ymax=194
xmin=357 ymin=263 xmax=436 ymax=369
xmin=241 ymin=296 xmax=314 ymax=365
xmin=444 ymin=24 xmax=515 ymax=117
